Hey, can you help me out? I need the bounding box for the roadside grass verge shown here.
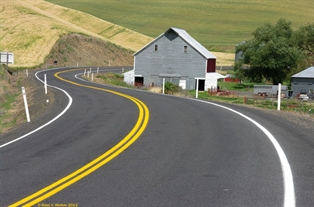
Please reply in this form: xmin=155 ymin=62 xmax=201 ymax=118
xmin=189 ymin=90 xmax=314 ymax=116
xmin=0 ymin=65 xmax=19 ymax=134
xmin=93 ymin=72 xmax=135 ymax=89
xmin=0 ymin=93 xmax=19 ymax=134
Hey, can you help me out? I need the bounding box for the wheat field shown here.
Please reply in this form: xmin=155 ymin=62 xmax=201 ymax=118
xmin=0 ymin=0 xmax=153 ymax=67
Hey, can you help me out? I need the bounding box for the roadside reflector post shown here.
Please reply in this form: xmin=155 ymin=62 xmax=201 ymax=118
xmin=91 ymin=72 xmax=94 ymax=81
xmin=162 ymin=78 xmax=165 ymax=94
xmin=97 ymin=67 xmax=99 ymax=73
xmin=44 ymin=74 xmax=47 ymax=94
xmin=277 ymin=83 xmax=281 ymax=111
xmin=22 ymin=87 xmax=31 ymax=122
xmin=84 ymin=69 xmax=86 ymax=76
xmin=87 ymin=71 xmax=90 ymax=78
xmin=26 ymin=69 xmax=28 ymax=77
xmin=195 ymin=78 xmax=200 ymax=99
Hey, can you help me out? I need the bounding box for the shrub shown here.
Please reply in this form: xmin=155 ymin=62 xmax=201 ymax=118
xmin=164 ymin=82 xmax=181 ymax=94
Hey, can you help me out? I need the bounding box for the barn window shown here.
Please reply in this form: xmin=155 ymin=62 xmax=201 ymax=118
xmin=184 ymin=46 xmax=187 ymax=53
xmin=155 ymin=45 xmax=158 ymax=51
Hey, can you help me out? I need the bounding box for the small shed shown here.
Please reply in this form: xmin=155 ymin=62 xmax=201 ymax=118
xmin=123 ymin=70 xmax=134 ymax=85
xmin=291 ymin=66 xmax=314 ymax=97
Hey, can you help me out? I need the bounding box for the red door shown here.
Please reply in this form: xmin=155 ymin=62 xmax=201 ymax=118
xmin=207 ymin=59 xmax=216 ymax=73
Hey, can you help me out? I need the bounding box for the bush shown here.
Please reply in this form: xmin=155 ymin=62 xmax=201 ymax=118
xmin=164 ymin=82 xmax=181 ymax=94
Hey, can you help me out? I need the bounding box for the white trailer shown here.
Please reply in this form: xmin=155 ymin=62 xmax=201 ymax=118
xmin=254 ymin=85 xmax=288 ymax=96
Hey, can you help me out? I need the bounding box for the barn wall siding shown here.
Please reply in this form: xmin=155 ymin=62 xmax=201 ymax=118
xmin=291 ymin=77 xmax=314 ymax=97
xmin=135 ymin=30 xmax=206 ymax=88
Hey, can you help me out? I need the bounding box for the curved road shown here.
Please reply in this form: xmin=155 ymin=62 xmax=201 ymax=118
xmin=1 ymin=68 xmax=313 ymax=206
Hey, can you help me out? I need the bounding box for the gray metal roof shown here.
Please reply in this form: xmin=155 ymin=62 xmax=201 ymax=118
xmin=291 ymin=66 xmax=314 ymax=78
xmin=134 ymin=27 xmax=216 ymax=59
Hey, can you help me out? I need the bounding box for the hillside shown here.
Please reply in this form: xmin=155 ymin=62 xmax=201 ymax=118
xmin=46 ymin=0 xmax=314 ymax=49
xmin=0 ymin=0 xmax=234 ymax=68
xmin=0 ymin=32 xmax=134 ymax=134
xmin=47 ymin=34 xmax=133 ymax=67
xmin=0 ymin=0 xmax=151 ymax=68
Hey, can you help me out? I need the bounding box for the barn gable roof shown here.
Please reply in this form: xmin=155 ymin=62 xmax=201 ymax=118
xmin=292 ymin=66 xmax=314 ymax=78
xmin=134 ymin=27 xmax=216 ymax=59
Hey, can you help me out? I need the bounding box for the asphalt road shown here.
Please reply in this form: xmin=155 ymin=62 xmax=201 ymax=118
xmin=1 ymin=68 xmax=313 ymax=207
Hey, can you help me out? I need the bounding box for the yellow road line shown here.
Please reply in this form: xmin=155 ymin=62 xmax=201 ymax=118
xmin=9 ymin=69 xmax=149 ymax=207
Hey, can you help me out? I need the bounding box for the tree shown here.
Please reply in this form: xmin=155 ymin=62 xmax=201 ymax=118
xmin=234 ymin=19 xmax=302 ymax=85
xmin=294 ymin=23 xmax=314 ymax=66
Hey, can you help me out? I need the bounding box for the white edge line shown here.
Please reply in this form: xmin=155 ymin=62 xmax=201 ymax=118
xmin=0 ymin=69 xmax=73 ymax=148
xmin=195 ymin=99 xmax=295 ymax=207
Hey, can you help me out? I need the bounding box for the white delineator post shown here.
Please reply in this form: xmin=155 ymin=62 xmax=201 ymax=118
xmin=277 ymin=83 xmax=281 ymax=111
xmin=91 ymin=73 xmax=94 ymax=81
xmin=22 ymin=87 xmax=30 ymax=122
xmin=44 ymin=74 xmax=47 ymax=94
xmin=26 ymin=69 xmax=28 ymax=77
xmin=162 ymin=78 xmax=165 ymax=94
xmin=97 ymin=67 xmax=99 ymax=73
xmin=196 ymin=78 xmax=199 ymax=99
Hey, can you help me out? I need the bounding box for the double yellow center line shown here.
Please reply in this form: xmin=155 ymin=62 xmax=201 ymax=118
xmin=9 ymin=69 xmax=149 ymax=206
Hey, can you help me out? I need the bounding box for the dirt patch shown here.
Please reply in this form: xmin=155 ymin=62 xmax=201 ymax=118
xmin=46 ymin=33 xmax=134 ymax=67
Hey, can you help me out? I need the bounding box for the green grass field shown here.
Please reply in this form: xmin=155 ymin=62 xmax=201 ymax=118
xmin=46 ymin=0 xmax=313 ymax=51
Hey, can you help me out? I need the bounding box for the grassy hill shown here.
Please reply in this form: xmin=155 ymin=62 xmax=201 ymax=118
xmin=1 ymin=0 xmax=312 ymax=68
xmin=46 ymin=0 xmax=314 ymax=50
xmin=0 ymin=0 xmax=151 ymax=68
